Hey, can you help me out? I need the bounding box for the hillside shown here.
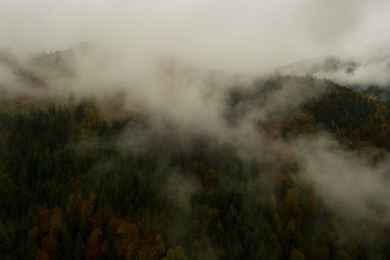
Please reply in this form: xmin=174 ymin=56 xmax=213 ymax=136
xmin=0 ymin=75 xmax=389 ymax=259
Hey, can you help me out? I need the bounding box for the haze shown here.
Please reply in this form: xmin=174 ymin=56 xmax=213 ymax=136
xmin=1 ymin=0 xmax=390 ymax=73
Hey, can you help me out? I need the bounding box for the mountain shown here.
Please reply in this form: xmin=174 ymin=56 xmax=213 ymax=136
xmin=1 ymin=74 xmax=390 ymax=259
xmin=1 ymin=46 xmax=390 ymax=259
xmin=275 ymin=48 xmax=390 ymax=88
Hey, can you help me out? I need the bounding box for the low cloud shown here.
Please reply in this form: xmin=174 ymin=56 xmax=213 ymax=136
xmin=293 ymin=134 xmax=390 ymax=224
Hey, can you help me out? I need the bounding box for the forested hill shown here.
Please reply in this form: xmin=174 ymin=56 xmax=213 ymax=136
xmin=0 ymin=76 xmax=390 ymax=259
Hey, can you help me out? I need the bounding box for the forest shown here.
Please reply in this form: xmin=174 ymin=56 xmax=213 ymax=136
xmin=0 ymin=70 xmax=390 ymax=259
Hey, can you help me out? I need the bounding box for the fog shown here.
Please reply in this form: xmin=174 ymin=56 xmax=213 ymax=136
xmin=1 ymin=1 xmax=390 ymax=256
xmin=293 ymin=134 xmax=390 ymax=224
xmin=1 ymin=0 xmax=390 ymax=72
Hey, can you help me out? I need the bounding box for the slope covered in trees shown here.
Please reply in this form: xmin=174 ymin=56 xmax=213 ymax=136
xmin=0 ymin=76 xmax=389 ymax=259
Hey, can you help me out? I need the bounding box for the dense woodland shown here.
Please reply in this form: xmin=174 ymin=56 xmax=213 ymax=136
xmin=0 ymin=74 xmax=390 ymax=259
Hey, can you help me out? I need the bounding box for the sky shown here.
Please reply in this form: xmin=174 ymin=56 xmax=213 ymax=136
xmin=1 ymin=0 xmax=390 ymax=72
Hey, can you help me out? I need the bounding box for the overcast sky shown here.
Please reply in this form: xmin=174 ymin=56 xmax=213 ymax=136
xmin=1 ymin=0 xmax=389 ymax=72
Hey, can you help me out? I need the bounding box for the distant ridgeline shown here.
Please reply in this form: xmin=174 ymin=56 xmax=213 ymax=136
xmin=0 ymin=75 xmax=389 ymax=259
